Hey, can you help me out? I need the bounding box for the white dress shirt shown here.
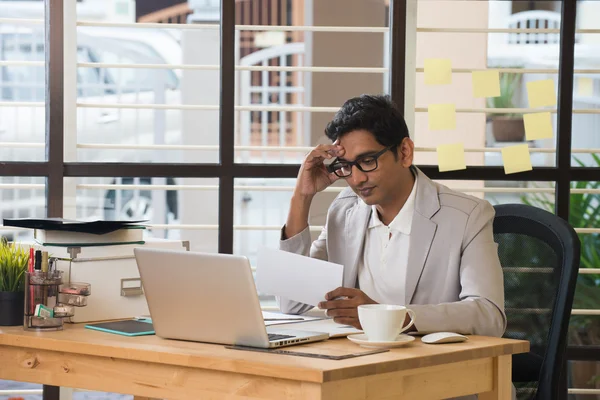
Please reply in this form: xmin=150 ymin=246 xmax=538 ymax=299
xmin=357 ymin=175 xmax=418 ymax=305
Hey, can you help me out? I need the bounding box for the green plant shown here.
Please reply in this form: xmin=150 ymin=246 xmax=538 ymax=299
xmin=487 ymin=72 xmax=522 ymax=118
xmin=521 ymin=154 xmax=600 ymax=346
xmin=0 ymin=237 xmax=29 ymax=292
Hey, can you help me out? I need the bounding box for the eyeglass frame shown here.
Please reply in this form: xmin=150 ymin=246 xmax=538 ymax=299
xmin=326 ymin=145 xmax=395 ymax=177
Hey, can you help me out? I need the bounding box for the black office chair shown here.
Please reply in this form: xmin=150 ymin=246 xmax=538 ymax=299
xmin=493 ymin=204 xmax=580 ymax=400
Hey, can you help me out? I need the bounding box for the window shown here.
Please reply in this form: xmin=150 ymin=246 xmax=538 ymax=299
xmin=0 ymin=176 xmax=45 ymax=242
xmin=229 ymin=0 xmax=390 ymax=309
xmin=413 ymin=1 xmax=599 ymax=397
xmin=1 ymin=0 xmax=599 ymax=398
xmin=0 ymin=33 xmax=45 ymax=101
xmin=82 ymin=36 xmax=179 ymax=93
xmin=0 ymin=21 xmax=46 ymax=162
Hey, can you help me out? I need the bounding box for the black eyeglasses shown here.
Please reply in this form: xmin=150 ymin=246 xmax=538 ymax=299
xmin=326 ymin=145 xmax=394 ymax=178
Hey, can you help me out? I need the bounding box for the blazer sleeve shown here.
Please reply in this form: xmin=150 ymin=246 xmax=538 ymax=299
xmin=275 ymin=224 xmax=328 ymax=315
xmin=409 ymin=201 xmax=507 ymax=337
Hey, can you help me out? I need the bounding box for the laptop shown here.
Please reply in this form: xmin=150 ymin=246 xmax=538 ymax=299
xmin=133 ymin=247 xmax=328 ymax=348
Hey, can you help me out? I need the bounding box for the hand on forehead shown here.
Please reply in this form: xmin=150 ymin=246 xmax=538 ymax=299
xmin=335 ymin=130 xmax=383 ymax=161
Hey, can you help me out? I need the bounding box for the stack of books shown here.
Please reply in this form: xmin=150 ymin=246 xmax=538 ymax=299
xmin=3 ymin=218 xmax=147 ymax=247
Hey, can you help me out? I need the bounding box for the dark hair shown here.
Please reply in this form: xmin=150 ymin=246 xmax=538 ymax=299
xmin=324 ymin=94 xmax=410 ymax=157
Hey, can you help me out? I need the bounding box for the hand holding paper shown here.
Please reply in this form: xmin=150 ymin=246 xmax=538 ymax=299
xmin=256 ymin=248 xmax=343 ymax=307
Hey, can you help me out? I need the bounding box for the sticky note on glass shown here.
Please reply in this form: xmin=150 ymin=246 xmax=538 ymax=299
xmin=428 ymin=104 xmax=456 ymax=130
xmin=424 ymin=58 xmax=452 ymax=85
xmin=527 ymin=79 xmax=556 ymax=108
xmin=524 ymin=112 xmax=553 ymax=140
xmin=437 ymin=143 xmax=466 ymax=172
xmin=501 ymin=144 xmax=533 ymax=174
xmin=472 ymin=70 xmax=501 ymax=98
xmin=577 ymin=77 xmax=594 ymax=97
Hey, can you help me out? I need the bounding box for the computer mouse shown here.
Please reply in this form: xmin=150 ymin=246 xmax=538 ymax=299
xmin=421 ymin=332 xmax=468 ymax=344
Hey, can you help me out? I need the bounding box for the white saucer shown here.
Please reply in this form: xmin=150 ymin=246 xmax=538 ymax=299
xmin=347 ymin=333 xmax=415 ymax=348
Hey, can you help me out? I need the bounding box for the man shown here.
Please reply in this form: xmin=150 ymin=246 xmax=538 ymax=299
xmin=278 ymin=94 xmax=506 ymax=338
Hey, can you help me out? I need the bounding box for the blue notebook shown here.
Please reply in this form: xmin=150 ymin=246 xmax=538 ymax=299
xmin=85 ymin=319 xmax=155 ymax=336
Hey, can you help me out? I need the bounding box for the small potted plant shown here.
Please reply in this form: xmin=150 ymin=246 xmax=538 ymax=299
xmin=0 ymin=237 xmax=29 ymax=326
xmin=487 ymin=72 xmax=525 ymax=142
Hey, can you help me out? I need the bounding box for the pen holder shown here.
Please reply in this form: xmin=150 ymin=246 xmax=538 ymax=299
xmin=24 ymin=268 xmax=92 ymax=331
xmin=24 ymin=270 xmax=65 ymax=331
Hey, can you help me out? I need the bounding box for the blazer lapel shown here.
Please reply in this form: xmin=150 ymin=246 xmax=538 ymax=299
xmin=344 ymin=200 xmax=371 ymax=288
xmin=405 ymin=168 xmax=440 ymax=304
xmin=405 ymin=214 xmax=436 ymax=304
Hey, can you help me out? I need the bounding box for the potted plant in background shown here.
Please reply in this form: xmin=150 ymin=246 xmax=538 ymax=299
xmin=487 ymin=71 xmax=525 ymax=142
xmin=522 ymin=155 xmax=600 ymax=392
xmin=0 ymin=237 xmax=29 ymax=326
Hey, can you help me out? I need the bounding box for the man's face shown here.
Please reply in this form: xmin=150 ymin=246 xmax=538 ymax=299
xmin=335 ymin=129 xmax=409 ymax=206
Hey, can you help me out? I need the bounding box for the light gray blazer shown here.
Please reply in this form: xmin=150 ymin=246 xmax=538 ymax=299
xmin=278 ymin=168 xmax=507 ymax=337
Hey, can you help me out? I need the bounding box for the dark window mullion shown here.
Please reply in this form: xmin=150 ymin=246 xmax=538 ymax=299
xmin=42 ymin=1 xmax=64 ymax=398
xmin=219 ymin=0 xmax=236 ymax=254
xmin=59 ymin=163 xmax=572 ymax=182
xmin=389 ymin=0 xmax=406 ymax=111
xmin=0 ymin=163 xmax=51 ymax=177
xmin=45 ymin=0 xmax=64 ymax=219
xmin=555 ymin=0 xmax=577 ymax=221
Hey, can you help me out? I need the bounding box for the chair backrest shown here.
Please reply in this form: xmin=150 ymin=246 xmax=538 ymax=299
xmin=493 ymin=204 xmax=580 ymax=400
xmin=507 ymin=10 xmax=562 ymax=45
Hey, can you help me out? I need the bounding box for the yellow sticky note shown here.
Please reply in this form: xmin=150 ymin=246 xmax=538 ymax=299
xmin=578 ymin=77 xmax=594 ymax=97
xmin=524 ymin=112 xmax=553 ymax=140
xmin=502 ymin=144 xmax=533 ymax=175
xmin=428 ymin=104 xmax=456 ymax=130
xmin=472 ymin=70 xmax=501 ymax=98
xmin=437 ymin=143 xmax=466 ymax=172
xmin=424 ymin=58 xmax=452 ymax=85
xmin=527 ymin=79 xmax=556 ymax=108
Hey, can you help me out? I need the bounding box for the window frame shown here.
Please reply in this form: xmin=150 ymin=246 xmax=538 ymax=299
xmin=1 ymin=1 xmax=597 ymax=396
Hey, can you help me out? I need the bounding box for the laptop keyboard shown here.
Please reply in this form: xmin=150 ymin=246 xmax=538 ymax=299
xmin=268 ymin=333 xmax=295 ymax=341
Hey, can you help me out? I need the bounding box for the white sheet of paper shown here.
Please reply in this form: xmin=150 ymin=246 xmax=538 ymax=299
xmin=261 ymin=311 xmax=322 ymax=326
xmin=256 ymin=247 xmax=344 ymax=307
xmin=273 ymin=318 xmax=363 ymax=338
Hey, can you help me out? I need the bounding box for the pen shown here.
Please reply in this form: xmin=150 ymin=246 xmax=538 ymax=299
xmin=28 ymin=247 xmax=34 ymax=314
xmin=41 ymin=251 xmax=48 ymax=272
xmin=34 ymin=250 xmax=41 ymax=270
xmin=28 ymin=247 xmax=34 ymax=272
xmin=47 ymin=257 xmax=57 ymax=308
xmin=41 ymin=251 xmax=49 ymax=306
xmin=33 ymin=250 xmax=42 ymax=311
xmin=264 ymin=318 xmax=305 ymax=321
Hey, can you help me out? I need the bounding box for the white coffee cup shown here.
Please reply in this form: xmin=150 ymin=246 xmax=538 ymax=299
xmin=357 ymin=304 xmax=416 ymax=342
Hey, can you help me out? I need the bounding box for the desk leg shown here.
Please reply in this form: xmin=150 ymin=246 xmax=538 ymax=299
xmin=480 ymin=355 xmax=512 ymax=400
xmin=43 ymin=385 xmax=60 ymax=400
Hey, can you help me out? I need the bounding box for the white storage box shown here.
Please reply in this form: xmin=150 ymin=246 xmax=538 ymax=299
xmin=40 ymin=239 xmax=188 ymax=323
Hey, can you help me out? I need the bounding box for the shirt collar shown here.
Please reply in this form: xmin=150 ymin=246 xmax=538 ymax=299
xmin=368 ymin=174 xmax=418 ymax=235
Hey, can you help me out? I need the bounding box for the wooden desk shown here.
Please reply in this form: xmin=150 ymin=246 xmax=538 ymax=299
xmin=0 ymin=324 xmax=528 ymax=400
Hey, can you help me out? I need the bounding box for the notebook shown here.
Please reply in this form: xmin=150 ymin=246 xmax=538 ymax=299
xmin=85 ymin=319 xmax=155 ymax=336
